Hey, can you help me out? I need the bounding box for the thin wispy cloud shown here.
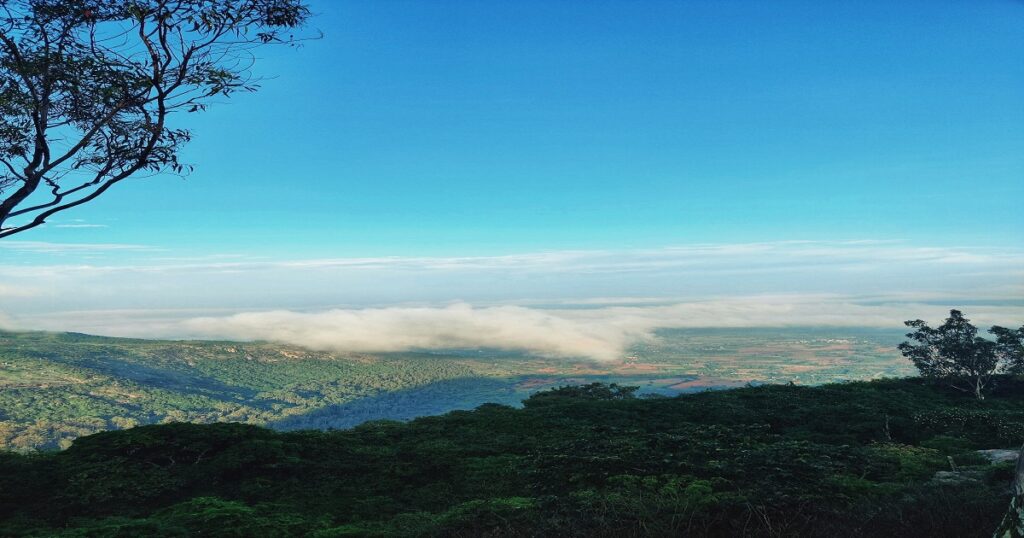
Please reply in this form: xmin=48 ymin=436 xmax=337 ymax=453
xmin=2 ymin=240 xmax=1021 ymax=275
xmin=0 ymin=240 xmax=152 ymax=253
xmin=0 ymin=284 xmax=42 ymax=298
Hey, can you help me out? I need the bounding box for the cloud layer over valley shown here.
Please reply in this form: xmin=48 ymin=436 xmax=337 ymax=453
xmin=2 ymin=240 xmax=1022 ymax=360
xmin=178 ymin=299 xmax=1024 ymax=361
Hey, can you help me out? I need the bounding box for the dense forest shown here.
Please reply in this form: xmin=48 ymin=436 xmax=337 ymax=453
xmin=1 ymin=377 xmax=1022 ymax=536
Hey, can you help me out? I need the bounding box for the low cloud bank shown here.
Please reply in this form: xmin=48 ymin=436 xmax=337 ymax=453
xmin=184 ymin=304 xmax=635 ymax=361
xmin=178 ymin=298 xmax=1024 ymax=361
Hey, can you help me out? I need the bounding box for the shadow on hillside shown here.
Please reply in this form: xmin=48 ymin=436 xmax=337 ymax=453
xmin=267 ymin=373 xmax=713 ymax=432
xmin=73 ymin=356 xmax=266 ymax=404
xmin=268 ymin=376 xmax=524 ymax=431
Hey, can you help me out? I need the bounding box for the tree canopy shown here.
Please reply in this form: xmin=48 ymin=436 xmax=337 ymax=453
xmin=3 ymin=377 xmax=1024 ymax=536
xmin=899 ymin=310 xmax=1021 ymax=400
xmin=992 ymin=325 xmax=1024 ymax=375
xmin=0 ymin=0 xmax=312 ymax=238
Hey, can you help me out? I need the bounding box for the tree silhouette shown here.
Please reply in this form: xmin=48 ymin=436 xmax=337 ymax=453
xmin=992 ymin=324 xmax=1024 ymax=375
xmin=0 ymin=0 xmax=312 ymax=238
xmin=898 ymin=310 xmax=1000 ymax=400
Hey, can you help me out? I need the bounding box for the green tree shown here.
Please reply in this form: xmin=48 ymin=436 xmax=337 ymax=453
xmin=0 ymin=0 xmax=312 ymax=238
xmin=899 ymin=310 xmax=999 ymax=400
xmin=992 ymin=324 xmax=1024 ymax=375
xmin=522 ymin=382 xmax=639 ymax=408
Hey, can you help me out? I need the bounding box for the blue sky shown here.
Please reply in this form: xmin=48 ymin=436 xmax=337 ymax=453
xmin=1 ymin=1 xmax=1022 ymax=355
xmin=13 ymin=0 xmax=1024 ymax=255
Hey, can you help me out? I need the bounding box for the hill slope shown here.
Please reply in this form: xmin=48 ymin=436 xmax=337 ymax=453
xmin=0 ymin=328 xmax=910 ymax=451
xmin=1 ymin=378 xmax=1021 ymax=537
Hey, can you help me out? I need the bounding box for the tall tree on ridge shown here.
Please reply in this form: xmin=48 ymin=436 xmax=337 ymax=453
xmin=899 ymin=309 xmax=1002 ymax=400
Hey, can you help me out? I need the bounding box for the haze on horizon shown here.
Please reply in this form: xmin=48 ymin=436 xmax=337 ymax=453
xmin=1 ymin=0 xmax=1021 ymax=360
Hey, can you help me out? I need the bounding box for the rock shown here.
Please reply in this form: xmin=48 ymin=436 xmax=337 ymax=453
xmin=979 ymin=449 xmax=1021 ymax=465
xmin=931 ymin=470 xmax=983 ymax=485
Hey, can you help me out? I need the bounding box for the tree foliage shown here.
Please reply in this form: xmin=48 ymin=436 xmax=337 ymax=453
xmin=1 ymin=378 xmax=1023 ymax=537
xmin=899 ymin=310 xmax=1018 ymax=400
xmin=992 ymin=325 xmax=1024 ymax=376
xmin=521 ymin=382 xmax=639 ymax=408
xmin=0 ymin=0 xmax=312 ymax=237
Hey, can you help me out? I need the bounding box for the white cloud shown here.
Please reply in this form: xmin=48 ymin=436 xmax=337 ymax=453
xmin=183 ymin=303 xmax=635 ymax=360
xmin=0 ymin=240 xmax=150 ymax=253
xmin=170 ymin=298 xmax=1024 ymax=361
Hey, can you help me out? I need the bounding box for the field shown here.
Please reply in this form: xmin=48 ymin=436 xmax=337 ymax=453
xmin=0 ymin=327 xmax=914 ymax=451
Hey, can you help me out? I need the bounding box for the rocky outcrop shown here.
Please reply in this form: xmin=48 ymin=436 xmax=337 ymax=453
xmin=931 ymin=470 xmax=983 ymax=485
xmin=980 ymin=449 xmax=1021 ymax=465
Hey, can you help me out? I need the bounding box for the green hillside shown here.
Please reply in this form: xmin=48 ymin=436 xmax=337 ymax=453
xmin=0 ymin=329 xmax=504 ymax=451
xmin=1 ymin=378 xmax=1021 ymax=537
xmin=0 ymin=328 xmax=911 ymax=451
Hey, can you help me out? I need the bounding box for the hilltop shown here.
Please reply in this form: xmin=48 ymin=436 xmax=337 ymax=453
xmin=1 ymin=377 xmax=1021 ymax=537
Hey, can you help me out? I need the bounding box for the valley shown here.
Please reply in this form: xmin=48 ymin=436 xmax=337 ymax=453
xmin=0 ymin=327 xmax=912 ymax=451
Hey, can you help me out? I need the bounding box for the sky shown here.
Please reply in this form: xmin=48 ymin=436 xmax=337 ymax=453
xmin=1 ymin=1 xmax=1022 ymax=359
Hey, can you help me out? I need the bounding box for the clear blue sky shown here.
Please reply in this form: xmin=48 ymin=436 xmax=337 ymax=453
xmin=14 ymin=0 xmax=1021 ymax=258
